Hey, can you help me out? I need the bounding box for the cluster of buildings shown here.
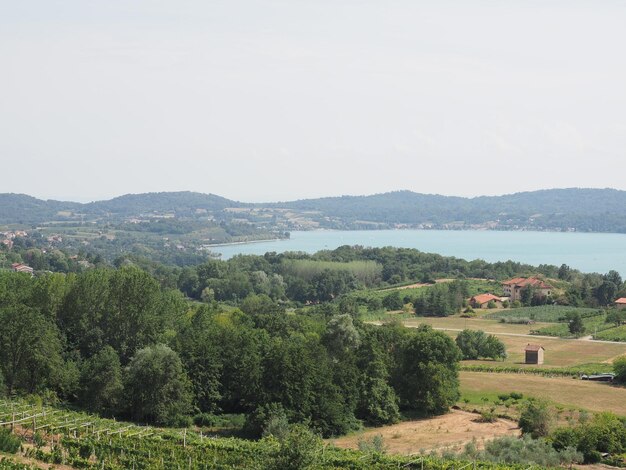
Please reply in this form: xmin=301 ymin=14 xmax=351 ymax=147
xmin=468 ymin=276 xmax=554 ymax=309
xmin=0 ymin=230 xmax=28 ymax=250
xmin=467 ymin=277 xmax=626 ymax=365
xmin=470 ymin=276 xmax=625 ymax=310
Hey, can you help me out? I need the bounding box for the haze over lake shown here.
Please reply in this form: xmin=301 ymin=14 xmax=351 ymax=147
xmin=212 ymin=230 xmax=626 ymax=276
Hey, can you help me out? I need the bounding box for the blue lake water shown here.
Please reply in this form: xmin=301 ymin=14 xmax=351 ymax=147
xmin=211 ymin=230 xmax=626 ymax=276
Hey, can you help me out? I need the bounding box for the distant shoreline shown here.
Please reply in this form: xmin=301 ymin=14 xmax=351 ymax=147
xmin=204 ymin=237 xmax=286 ymax=248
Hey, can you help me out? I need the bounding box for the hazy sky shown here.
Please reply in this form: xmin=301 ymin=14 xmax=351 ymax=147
xmin=2 ymin=1 xmax=626 ymax=202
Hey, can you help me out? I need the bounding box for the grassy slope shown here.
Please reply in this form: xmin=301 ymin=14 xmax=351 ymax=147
xmin=460 ymin=371 xmax=626 ymax=416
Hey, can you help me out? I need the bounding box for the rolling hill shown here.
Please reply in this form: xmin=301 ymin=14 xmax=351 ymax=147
xmin=1 ymin=188 xmax=626 ymax=233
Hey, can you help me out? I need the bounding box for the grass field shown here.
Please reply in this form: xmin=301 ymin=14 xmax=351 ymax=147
xmin=468 ymin=334 xmax=626 ymax=367
xmin=460 ymin=371 xmax=626 ymax=416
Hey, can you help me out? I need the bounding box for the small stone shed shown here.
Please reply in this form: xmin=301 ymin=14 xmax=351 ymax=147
xmin=524 ymin=344 xmax=545 ymax=365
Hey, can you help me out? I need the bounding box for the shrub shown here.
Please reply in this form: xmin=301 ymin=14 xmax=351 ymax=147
xmin=478 ymin=409 xmax=498 ymax=423
xmin=357 ymin=434 xmax=386 ymax=454
xmin=33 ymin=432 xmax=45 ymax=449
xmin=613 ymin=355 xmax=626 ymax=383
xmin=553 ymin=412 xmax=626 ymax=463
xmin=460 ymin=435 xmax=582 ymax=466
xmin=269 ymin=424 xmax=323 ymax=470
xmin=518 ymin=399 xmax=553 ymax=438
xmin=0 ymin=429 xmax=21 ymax=454
xmin=244 ymin=403 xmax=289 ymax=438
xmin=194 ymin=413 xmax=217 ymax=427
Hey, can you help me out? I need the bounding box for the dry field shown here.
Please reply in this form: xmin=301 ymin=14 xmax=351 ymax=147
xmin=475 ymin=335 xmax=626 ymax=367
xmin=399 ymin=317 xmax=626 ymax=367
xmin=461 ymin=371 xmax=626 ymax=415
xmin=330 ymin=410 xmax=519 ymax=455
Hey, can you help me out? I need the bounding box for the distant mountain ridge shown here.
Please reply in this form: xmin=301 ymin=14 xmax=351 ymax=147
xmin=1 ymin=188 xmax=626 ymax=233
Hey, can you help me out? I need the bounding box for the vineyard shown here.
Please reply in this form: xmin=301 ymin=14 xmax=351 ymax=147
xmin=460 ymin=363 xmax=614 ymax=377
xmin=594 ymin=324 xmax=626 ymax=342
xmin=0 ymin=399 xmax=535 ymax=469
xmin=483 ymin=306 xmax=602 ymax=323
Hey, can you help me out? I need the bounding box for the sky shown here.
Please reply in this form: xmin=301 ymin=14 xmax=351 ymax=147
xmin=1 ymin=0 xmax=626 ymax=203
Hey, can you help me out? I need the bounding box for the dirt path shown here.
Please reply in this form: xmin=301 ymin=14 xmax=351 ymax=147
xmin=380 ymin=279 xmax=456 ymax=291
xmin=430 ymin=327 xmax=558 ymax=340
xmin=329 ymin=410 xmax=519 ymax=455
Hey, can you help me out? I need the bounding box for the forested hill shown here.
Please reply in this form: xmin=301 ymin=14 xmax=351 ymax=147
xmin=85 ymin=191 xmax=241 ymax=216
xmin=0 ymin=192 xmax=243 ymax=224
xmin=275 ymin=188 xmax=626 ymax=232
xmin=1 ymin=188 xmax=626 ymax=233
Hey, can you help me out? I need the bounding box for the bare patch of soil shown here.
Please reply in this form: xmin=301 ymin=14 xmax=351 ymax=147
xmin=329 ymin=410 xmax=519 ymax=455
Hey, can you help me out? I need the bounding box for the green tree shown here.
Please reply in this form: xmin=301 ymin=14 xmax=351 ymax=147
xmin=455 ymin=330 xmax=485 ymax=360
xmin=57 ymin=268 xmax=112 ymax=357
xmin=382 ymin=291 xmax=403 ymax=311
xmin=518 ymin=399 xmax=553 ymax=438
xmin=482 ymin=335 xmax=507 ymax=360
xmin=269 ymin=424 xmax=323 ymax=470
xmin=520 ymin=286 xmax=536 ymax=306
xmin=260 ymin=335 xmax=353 ymax=436
xmin=594 ymin=281 xmax=618 ymax=306
xmin=79 ymin=346 xmax=123 ymax=416
xmin=558 ymin=264 xmax=571 ymax=281
xmin=244 ymin=402 xmax=289 ymax=439
xmin=105 ymin=266 xmax=168 ymax=362
xmin=606 ymin=310 xmax=626 ymax=327
xmin=356 ymin=342 xmax=400 ymax=425
xmin=240 ymin=294 xmax=285 ymax=316
xmin=176 ymin=307 xmax=223 ymax=414
xmin=0 ymin=305 xmax=64 ymax=395
xmin=125 ymin=344 xmax=193 ymax=425
xmin=455 ymin=330 xmax=506 ymax=360
xmin=567 ymin=312 xmax=585 ymax=336
xmin=605 ymin=270 xmax=623 ymax=289
xmin=395 ymin=327 xmax=461 ymax=414
xmin=323 ymin=314 xmax=361 ymax=357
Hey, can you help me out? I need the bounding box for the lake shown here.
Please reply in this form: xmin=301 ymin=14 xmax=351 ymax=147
xmin=211 ymin=230 xmax=626 ymax=276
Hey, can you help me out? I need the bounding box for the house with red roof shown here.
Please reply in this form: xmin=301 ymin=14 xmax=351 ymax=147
xmin=502 ymin=277 xmax=553 ymax=302
xmin=615 ymin=298 xmax=626 ymax=310
xmin=11 ymin=263 xmax=34 ymax=276
xmin=469 ymin=293 xmax=503 ymax=309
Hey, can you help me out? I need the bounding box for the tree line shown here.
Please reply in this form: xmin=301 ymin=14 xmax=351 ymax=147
xmin=4 ymin=241 xmax=625 ymax=308
xmin=0 ymin=267 xmax=462 ymax=436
